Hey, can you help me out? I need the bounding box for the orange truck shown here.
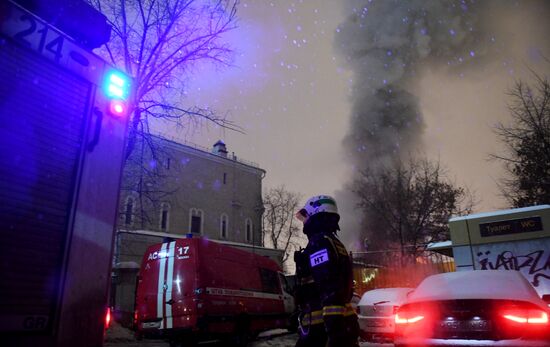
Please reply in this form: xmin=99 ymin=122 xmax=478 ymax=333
xmin=135 ymin=236 xmax=296 ymax=345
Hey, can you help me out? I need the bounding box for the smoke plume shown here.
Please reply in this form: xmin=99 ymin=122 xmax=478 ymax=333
xmin=335 ymin=0 xmax=498 ymax=167
xmin=334 ymin=0 xmax=550 ymax=248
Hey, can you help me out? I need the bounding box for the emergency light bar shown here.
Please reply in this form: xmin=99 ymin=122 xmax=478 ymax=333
xmin=103 ymin=70 xmax=131 ymax=117
xmin=104 ymin=70 xmax=130 ymax=100
xmin=109 ymin=99 xmax=126 ymax=116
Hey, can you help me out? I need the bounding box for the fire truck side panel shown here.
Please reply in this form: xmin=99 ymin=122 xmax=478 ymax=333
xmin=56 ymin=95 xmax=128 ymax=346
xmin=197 ymin=241 xmax=286 ymax=332
xmin=0 ymin=2 xmax=131 ymax=346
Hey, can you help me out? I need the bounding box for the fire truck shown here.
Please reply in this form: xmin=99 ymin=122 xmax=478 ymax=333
xmin=135 ymin=236 xmax=295 ymax=346
xmin=0 ymin=1 xmax=131 ymax=346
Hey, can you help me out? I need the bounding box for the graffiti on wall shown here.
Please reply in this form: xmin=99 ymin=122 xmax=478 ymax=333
xmin=473 ymin=239 xmax=550 ymax=296
xmin=476 ymin=249 xmax=550 ymax=287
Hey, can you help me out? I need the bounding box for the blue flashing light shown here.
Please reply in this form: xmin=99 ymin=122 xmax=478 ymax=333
xmin=104 ymin=70 xmax=130 ymax=100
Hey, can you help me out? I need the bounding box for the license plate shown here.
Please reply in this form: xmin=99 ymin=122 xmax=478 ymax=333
xmin=366 ymin=320 xmax=386 ymax=327
xmin=441 ymin=319 xmax=491 ymax=332
xmin=142 ymin=321 xmax=161 ymax=329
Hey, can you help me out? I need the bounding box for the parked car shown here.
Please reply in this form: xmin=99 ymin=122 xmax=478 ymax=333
xmin=357 ymin=287 xmax=414 ymax=343
xmin=394 ymin=270 xmax=550 ymax=347
xmin=351 ymin=292 xmax=361 ymax=312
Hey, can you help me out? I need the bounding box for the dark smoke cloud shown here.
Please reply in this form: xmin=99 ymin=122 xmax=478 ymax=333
xmin=335 ymin=0 xmax=499 ymax=167
xmin=334 ymin=0 xmax=550 ymax=248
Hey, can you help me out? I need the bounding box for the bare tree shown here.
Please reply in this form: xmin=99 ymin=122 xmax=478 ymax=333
xmin=262 ymin=186 xmax=305 ymax=271
xmin=353 ymin=157 xmax=474 ymax=260
xmin=88 ymin=0 xmax=241 ymax=159
xmin=492 ymin=73 xmax=550 ymax=207
xmin=120 ymin=135 xmax=179 ymax=229
xmin=88 ymin=0 xmax=242 ymax=226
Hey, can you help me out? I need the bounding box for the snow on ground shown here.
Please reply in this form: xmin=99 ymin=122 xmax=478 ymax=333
xmin=105 ymin=322 xmax=391 ymax=347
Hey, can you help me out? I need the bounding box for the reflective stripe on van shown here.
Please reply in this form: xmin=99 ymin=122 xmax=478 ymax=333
xmin=205 ymin=287 xmax=282 ymax=300
xmin=156 ymin=241 xmax=176 ymax=329
xmin=157 ymin=242 xmax=168 ymax=328
xmin=165 ymin=242 xmax=176 ymax=329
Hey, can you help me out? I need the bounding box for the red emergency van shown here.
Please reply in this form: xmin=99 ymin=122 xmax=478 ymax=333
xmin=135 ymin=237 xmax=294 ymax=345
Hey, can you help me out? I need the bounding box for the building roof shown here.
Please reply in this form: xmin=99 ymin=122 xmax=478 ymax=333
xmin=426 ymin=240 xmax=453 ymax=257
xmin=449 ymin=205 xmax=550 ymax=222
xmin=153 ymin=134 xmax=266 ymax=175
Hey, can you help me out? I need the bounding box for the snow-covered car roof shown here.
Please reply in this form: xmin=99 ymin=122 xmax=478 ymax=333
xmin=359 ymin=287 xmax=414 ymax=306
xmin=407 ymin=270 xmax=546 ymax=308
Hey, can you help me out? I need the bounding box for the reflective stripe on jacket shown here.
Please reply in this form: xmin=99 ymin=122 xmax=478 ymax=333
xmin=300 ymin=309 xmax=324 ymax=326
xmin=322 ymin=303 xmax=356 ymax=317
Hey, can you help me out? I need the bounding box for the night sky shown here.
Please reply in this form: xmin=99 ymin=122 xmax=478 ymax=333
xmin=157 ymin=0 xmax=550 ymax=247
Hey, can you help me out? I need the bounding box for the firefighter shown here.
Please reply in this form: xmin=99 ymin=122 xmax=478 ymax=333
xmin=294 ymin=247 xmax=327 ymax=347
xmin=295 ymin=195 xmax=359 ymax=347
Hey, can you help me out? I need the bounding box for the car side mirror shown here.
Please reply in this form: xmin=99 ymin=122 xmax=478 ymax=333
xmin=542 ymin=294 xmax=550 ymax=305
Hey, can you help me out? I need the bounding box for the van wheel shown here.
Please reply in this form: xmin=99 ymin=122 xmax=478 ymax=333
xmin=231 ymin=315 xmax=250 ymax=347
xmin=168 ymin=334 xmax=197 ymax=347
xmin=287 ymin=311 xmax=299 ymax=333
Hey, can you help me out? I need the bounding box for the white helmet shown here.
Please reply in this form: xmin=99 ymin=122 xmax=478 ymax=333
xmin=295 ymin=195 xmax=339 ymax=223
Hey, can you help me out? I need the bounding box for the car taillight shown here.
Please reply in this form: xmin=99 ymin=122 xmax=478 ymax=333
xmin=395 ymin=312 xmax=425 ymax=324
xmin=502 ymin=308 xmax=549 ymax=324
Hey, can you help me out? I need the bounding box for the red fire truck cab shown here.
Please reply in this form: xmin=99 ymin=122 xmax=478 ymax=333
xmin=135 ymin=237 xmax=295 ymax=345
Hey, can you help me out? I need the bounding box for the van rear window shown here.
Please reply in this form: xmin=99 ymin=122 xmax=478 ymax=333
xmin=259 ymin=268 xmax=280 ymax=294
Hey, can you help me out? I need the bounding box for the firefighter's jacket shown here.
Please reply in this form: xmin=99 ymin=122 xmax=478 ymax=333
xmin=294 ymin=249 xmax=324 ymax=327
xmin=306 ymin=231 xmax=355 ymax=314
xmin=306 ymin=231 xmax=358 ymax=347
xmin=296 ymin=231 xmax=356 ymax=324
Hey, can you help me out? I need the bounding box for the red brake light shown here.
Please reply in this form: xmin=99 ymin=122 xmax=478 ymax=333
xmin=529 ymin=312 xmax=549 ymax=324
xmin=395 ymin=312 xmax=425 ymax=324
xmin=502 ymin=308 xmax=549 ymax=324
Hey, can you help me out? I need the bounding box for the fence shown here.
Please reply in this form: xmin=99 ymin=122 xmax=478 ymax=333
xmin=351 ymin=249 xmax=455 ymax=295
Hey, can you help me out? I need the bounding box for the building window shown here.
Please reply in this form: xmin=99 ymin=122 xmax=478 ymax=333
xmin=220 ymin=213 xmax=228 ymax=239
xmin=164 ymin=158 xmax=171 ymax=170
xmin=223 ymin=172 xmax=227 ymax=184
xmin=189 ymin=208 xmax=203 ymax=234
xmin=124 ymin=196 xmax=135 ymax=226
xmin=245 ymin=218 xmax=253 ymax=243
xmin=160 ymin=203 xmax=170 ymax=231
